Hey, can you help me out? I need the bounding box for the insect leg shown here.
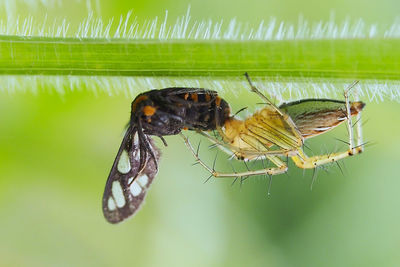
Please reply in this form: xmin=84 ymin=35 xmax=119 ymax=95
xmin=244 ymin=72 xmax=283 ymax=116
xmin=244 ymin=73 xmax=303 ymax=141
xmin=344 ymin=81 xmax=357 ymax=154
xmin=180 ymin=133 xmax=288 ymax=178
xmin=290 ymin=145 xmax=363 ymax=169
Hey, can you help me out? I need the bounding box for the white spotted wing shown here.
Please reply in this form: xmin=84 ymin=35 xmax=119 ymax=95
xmin=102 ymin=128 xmax=160 ymax=224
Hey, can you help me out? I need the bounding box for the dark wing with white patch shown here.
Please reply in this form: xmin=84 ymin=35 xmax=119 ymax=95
xmin=102 ymin=127 xmax=161 ymax=224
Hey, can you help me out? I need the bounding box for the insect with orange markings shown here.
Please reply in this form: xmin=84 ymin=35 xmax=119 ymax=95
xmin=103 ymin=88 xmax=231 ymax=223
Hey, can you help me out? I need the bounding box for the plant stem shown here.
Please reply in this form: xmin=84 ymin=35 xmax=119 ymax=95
xmin=1 ymin=36 xmax=400 ymax=80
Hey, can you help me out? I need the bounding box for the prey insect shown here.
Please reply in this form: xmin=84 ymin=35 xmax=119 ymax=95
xmin=103 ymin=87 xmax=230 ymax=224
xmin=182 ymin=74 xmax=366 ymax=182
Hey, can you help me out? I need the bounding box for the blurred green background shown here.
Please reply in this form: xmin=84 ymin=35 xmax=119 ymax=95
xmin=1 ymin=0 xmax=400 ymax=266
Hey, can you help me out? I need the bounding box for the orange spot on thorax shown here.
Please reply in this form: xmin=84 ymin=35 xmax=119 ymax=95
xmin=143 ymin=105 xmax=157 ymax=116
xmin=132 ymin=95 xmax=148 ymax=111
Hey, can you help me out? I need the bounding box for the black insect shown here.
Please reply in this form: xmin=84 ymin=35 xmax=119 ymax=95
xmin=102 ymin=88 xmax=231 ymax=224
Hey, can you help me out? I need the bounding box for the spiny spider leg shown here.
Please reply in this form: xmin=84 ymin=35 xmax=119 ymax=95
xmin=290 ymin=82 xmax=364 ymax=169
xmin=344 ymin=81 xmax=359 ymax=154
xmin=244 ymin=73 xmax=303 ymax=141
xmin=244 ymin=72 xmax=283 ymax=116
xmin=180 ymin=133 xmax=288 ymax=178
xmin=353 ymin=84 xmax=364 ymax=153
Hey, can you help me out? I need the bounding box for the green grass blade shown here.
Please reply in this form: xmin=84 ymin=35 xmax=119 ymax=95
xmin=1 ymin=36 xmax=400 ymax=80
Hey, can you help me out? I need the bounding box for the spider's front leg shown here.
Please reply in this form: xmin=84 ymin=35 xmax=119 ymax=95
xmin=244 ymin=73 xmax=303 ymax=142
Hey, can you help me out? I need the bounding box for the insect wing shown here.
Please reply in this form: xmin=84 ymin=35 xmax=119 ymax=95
xmin=102 ymin=129 xmax=160 ymax=224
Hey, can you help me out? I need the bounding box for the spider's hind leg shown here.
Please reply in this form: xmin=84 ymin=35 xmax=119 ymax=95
xmin=290 ymin=81 xmax=364 ymax=169
xmin=352 ymin=82 xmax=364 ymax=153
